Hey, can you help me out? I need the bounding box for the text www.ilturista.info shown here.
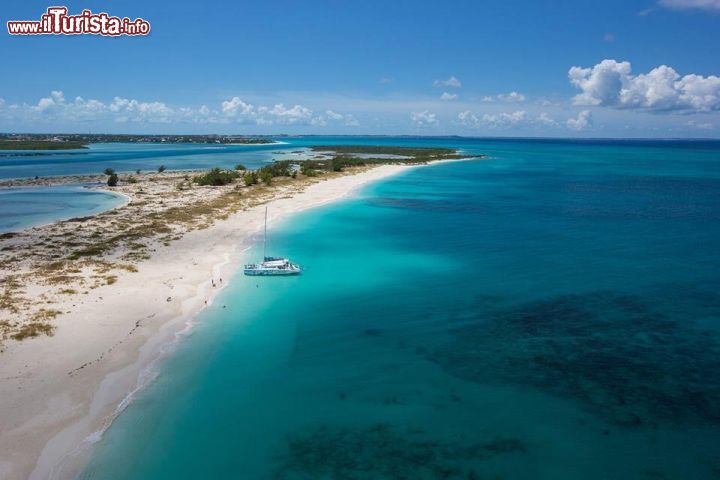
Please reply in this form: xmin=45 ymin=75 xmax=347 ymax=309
xmin=7 ymin=7 xmax=150 ymax=36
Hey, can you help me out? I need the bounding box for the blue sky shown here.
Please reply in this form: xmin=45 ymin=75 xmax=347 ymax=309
xmin=1 ymin=0 xmax=719 ymax=137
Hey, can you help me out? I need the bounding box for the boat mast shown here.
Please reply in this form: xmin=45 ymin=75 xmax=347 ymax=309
xmin=263 ymin=206 xmax=267 ymax=260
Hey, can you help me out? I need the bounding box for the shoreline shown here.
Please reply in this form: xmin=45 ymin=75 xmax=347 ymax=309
xmin=0 ymin=162 xmax=422 ymax=480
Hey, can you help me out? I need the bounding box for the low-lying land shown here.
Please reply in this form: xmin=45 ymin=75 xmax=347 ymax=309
xmin=0 ymin=140 xmax=88 ymax=150
xmin=0 ymin=145 xmax=474 ymax=345
xmin=0 ymin=133 xmax=275 ymax=149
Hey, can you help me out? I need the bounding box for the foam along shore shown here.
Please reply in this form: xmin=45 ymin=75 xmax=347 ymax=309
xmin=0 ymin=163 xmax=419 ymax=480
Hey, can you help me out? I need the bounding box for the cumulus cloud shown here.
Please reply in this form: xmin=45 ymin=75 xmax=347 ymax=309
xmin=440 ymin=92 xmax=458 ymax=101
xmin=457 ymin=110 xmax=480 ymax=127
xmin=457 ymin=110 xmax=583 ymax=130
xmin=310 ymin=110 xmax=359 ymax=127
xmin=258 ymin=104 xmax=313 ymax=125
xmin=411 ymin=110 xmax=438 ymax=126
xmin=481 ymin=92 xmax=526 ymax=103
xmin=457 ymin=110 xmax=532 ymax=128
xmin=482 ymin=111 xmax=528 ymax=127
xmin=566 ymin=110 xmax=593 ymax=130
xmin=110 ymin=97 xmax=173 ymax=123
xmin=497 ymin=91 xmax=526 ymax=102
xmin=21 ymin=91 xmax=173 ymax=123
xmin=433 ymin=76 xmax=462 ymax=88
xmin=0 ymin=91 xmax=364 ymax=128
xmin=659 ymin=0 xmax=720 ymax=10
xmin=221 ymin=96 xmax=254 ymax=116
xmin=536 ymin=112 xmax=558 ymax=126
xmin=569 ymin=59 xmax=720 ymax=113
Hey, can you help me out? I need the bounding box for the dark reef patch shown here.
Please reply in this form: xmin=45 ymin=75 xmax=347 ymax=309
xmin=273 ymin=423 xmax=525 ymax=479
xmin=428 ymin=291 xmax=720 ymax=427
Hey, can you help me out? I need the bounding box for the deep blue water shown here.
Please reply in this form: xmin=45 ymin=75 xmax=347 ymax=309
xmin=62 ymin=137 xmax=720 ymax=479
xmin=0 ymin=185 xmax=125 ymax=233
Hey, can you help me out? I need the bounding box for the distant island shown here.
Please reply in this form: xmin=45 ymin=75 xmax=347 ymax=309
xmin=0 ymin=139 xmax=88 ymax=150
xmin=0 ymin=134 xmax=275 ymax=150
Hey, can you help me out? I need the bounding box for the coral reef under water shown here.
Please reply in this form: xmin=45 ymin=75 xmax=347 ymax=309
xmin=274 ymin=424 xmax=525 ymax=479
xmin=429 ymin=291 xmax=720 ymax=427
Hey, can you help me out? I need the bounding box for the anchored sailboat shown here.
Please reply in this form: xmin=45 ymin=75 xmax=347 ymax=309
xmin=244 ymin=207 xmax=301 ymax=276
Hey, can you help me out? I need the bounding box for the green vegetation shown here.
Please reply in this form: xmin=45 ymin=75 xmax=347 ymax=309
xmin=107 ymin=173 xmax=119 ymax=187
xmin=158 ymin=165 xmax=167 ymax=173
xmin=311 ymin=145 xmax=457 ymax=158
xmin=259 ymin=169 xmax=273 ymax=185
xmin=11 ymin=322 xmax=54 ymax=340
xmin=0 ymin=140 xmax=87 ymax=150
xmin=235 ymin=164 xmax=247 ymax=171
xmin=103 ymin=167 xmax=116 ymax=175
xmin=243 ymin=171 xmax=258 ymax=186
xmin=193 ymin=168 xmax=239 ymax=186
xmin=308 ymin=145 xmax=472 ymax=171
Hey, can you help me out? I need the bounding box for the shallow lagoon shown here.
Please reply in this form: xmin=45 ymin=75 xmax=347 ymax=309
xmin=0 ymin=185 xmax=125 ymax=233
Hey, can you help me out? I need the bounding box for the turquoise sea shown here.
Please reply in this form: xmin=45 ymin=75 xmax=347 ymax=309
xmin=28 ymin=137 xmax=720 ymax=479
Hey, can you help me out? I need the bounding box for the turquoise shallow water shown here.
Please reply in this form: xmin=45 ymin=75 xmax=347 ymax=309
xmin=0 ymin=185 xmax=124 ymax=233
xmin=75 ymin=138 xmax=720 ymax=479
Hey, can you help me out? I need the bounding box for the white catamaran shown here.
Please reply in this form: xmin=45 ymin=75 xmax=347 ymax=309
xmin=244 ymin=207 xmax=302 ymax=276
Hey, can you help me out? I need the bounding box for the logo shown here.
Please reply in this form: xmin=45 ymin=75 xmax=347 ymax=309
xmin=7 ymin=7 xmax=151 ymax=36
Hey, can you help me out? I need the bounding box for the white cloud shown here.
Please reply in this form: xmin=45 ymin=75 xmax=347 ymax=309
xmin=566 ymin=110 xmax=593 ymax=130
xmin=440 ymin=92 xmax=458 ymax=101
xmin=260 ymin=104 xmax=313 ymax=124
xmin=221 ymin=96 xmax=254 ymax=116
xmin=326 ymin=110 xmax=343 ymax=120
xmin=458 ymin=110 xmax=570 ymax=130
xmin=536 ymin=112 xmax=558 ymax=126
xmin=481 ymin=96 xmax=494 ymax=102
xmin=659 ymin=0 xmax=720 ymax=10
xmin=411 ymin=110 xmax=438 ymax=126
xmin=457 ymin=110 xmax=480 ymax=127
xmin=482 ymin=110 xmax=527 ymax=127
xmin=497 ymin=91 xmax=526 ymax=102
xmin=569 ymin=59 xmax=720 ymax=112
xmin=310 ymin=109 xmax=360 ymax=127
xmin=1 ymin=91 xmax=342 ymax=127
xmin=433 ymin=76 xmax=462 ymax=88
xmin=379 ymin=77 xmax=394 ymax=84
xmin=110 ymin=97 xmax=173 ymax=123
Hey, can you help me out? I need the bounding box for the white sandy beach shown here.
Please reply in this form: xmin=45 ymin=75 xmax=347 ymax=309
xmin=0 ymin=164 xmax=414 ymax=480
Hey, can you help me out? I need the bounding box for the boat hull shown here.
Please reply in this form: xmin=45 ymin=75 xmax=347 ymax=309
xmin=244 ymin=268 xmax=301 ymax=276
